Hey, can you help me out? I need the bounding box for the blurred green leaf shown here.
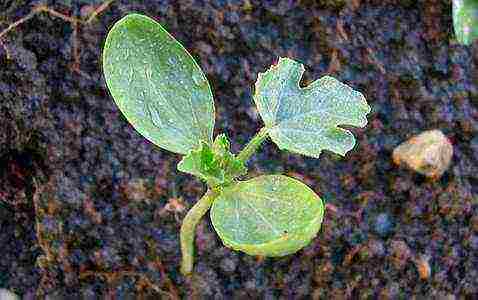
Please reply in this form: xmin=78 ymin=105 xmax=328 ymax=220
xmin=453 ymin=0 xmax=478 ymax=45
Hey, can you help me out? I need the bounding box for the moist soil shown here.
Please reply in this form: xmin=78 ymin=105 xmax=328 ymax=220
xmin=0 ymin=0 xmax=477 ymax=298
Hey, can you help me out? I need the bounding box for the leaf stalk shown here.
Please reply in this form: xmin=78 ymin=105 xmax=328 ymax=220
xmin=236 ymin=127 xmax=269 ymax=164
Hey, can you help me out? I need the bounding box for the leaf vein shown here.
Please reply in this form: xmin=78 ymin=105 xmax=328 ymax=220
xmin=240 ymin=194 xmax=280 ymax=236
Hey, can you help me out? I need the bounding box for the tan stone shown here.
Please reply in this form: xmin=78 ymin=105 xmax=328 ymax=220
xmin=392 ymin=130 xmax=453 ymax=179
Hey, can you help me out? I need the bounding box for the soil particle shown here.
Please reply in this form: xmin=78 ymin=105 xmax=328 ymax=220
xmin=389 ymin=240 xmax=412 ymax=270
xmin=471 ymin=214 xmax=478 ymax=232
xmin=219 ymin=256 xmax=237 ymax=274
xmin=360 ymin=238 xmax=385 ymax=259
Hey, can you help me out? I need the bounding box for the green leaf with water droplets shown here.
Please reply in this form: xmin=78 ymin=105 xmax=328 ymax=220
xmin=178 ymin=134 xmax=246 ymax=187
xmin=211 ymin=175 xmax=324 ymax=256
xmin=453 ymin=0 xmax=478 ymax=45
xmin=103 ymin=14 xmax=215 ymax=154
xmin=254 ymin=57 xmax=371 ymax=158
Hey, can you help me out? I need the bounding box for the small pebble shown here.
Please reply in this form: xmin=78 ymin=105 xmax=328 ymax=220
xmin=414 ymin=255 xmax=431 ymax=280
xmin=435 ymin=293 xmax=456 ymax=300
xmin=0 ymin=289 xmax=20 ymax=300
xmin=379 ymin=282 xmax=401 ymax=299
xmin=123 ymin=178 xmax=148 ymax=202
xmin=389 ymin=240 xmax=412 ymax=270
xmin=392 ymin=130 xmax=453 ymax=179
xmin=374 ymin=213 xmax=394 ymax=237
xmin=220 ymin=257 xmax=237 ymax=273
xmin=363 ymin=239 xmax=385 ymax=258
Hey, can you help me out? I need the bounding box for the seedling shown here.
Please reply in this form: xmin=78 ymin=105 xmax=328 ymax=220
xmin=102 ymin=14 xmax=371 ymax=276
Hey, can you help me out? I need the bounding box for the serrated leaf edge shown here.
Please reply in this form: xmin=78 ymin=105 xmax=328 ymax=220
xmin=254 ymin=57 xmax=371 ymax=158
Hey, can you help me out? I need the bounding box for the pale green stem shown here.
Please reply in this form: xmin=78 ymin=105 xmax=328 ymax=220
xmin=236 ymin=127 xmax=269 ymax=164
xmin=180 ymin=189 xmax=219 ymax=276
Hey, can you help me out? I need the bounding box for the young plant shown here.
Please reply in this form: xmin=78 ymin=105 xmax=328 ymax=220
xmin=102 ymin=14 xmax=371 ymax=276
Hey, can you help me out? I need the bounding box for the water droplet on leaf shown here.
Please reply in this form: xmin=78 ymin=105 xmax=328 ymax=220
xmin=192 ymin=73 xmax=205 ymax=86
xmin=168 ymin=56 xmax=178 ymax=65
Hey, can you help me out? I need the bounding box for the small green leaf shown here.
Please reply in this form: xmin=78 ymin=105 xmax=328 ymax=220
xmin=453 ymin=0 xmax=478 ymax=45
xmin=103 ymin=14 xmax=215 ymax=154
xmin=177 ymin=141 xmax=224 ymax=186
xmin=212 ymin=134 xmax=230 ymax=155
xmin=211 ymin=175 xmax=324 ymax=256
xmin=178 ymin=134 xmax=246 ymax=186
xmin=254 ymin=57 xmax=371 ymax=158
xmin=212 ymin=134 xmax=247 ymax=180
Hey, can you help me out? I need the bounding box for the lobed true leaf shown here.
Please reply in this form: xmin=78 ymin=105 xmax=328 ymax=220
xmin=254 ymin=57 xmax=371 ymax=158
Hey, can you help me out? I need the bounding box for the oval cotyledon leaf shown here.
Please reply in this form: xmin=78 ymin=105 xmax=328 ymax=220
xmin=103 ymin=14 xmax=215 ymax=154
xmin=210 ymin=175 xmax=324 ymax=256
xmin=254 ymin=57 xmax=371 ymax=158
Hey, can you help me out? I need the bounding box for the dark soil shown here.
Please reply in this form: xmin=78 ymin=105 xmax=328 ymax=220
xmin=1 ymin=0 xmax=477 ymax=298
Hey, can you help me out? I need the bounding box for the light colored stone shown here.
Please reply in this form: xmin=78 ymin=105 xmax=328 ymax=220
xmin=392 ymin=130 xmax=453 ymax=179
xmin=0 ymin=289 xmax=20 ymax=300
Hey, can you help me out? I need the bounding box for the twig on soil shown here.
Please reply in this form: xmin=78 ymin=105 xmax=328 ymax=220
xmin=364 ymin=46 xmax=386 ymax=74
xmin=0 ymin=7 xmax=39 ymax=39
xmin=79 ymin=269 xmax=174 ymax=298
xmin=343 ymin=244 xmax=363 ymax=266
xmin=350 ymin=0 xmax=361 ymax=10
xmin=336 ymin=20 xmax=348 ymax=41
xmin=154 ymin=258 xmax=180 ymax=300
xmin=0 ymin=39 xmax=10 ymax=59
xmin=146 ymin=239 xmax=180 ymax=300
xmin=32 ymin=179 xmax=67 ymax=298
xmin=85 ymin=0 xmax=116 ymax=24
xmin=0 ymin=1 xmax=116 ymax=77
xmin=35 ymin=4 xmax=79 ymax=23
xmin=327 ymin=49 xmax=341 ymax=74
xmin=0 ymin=7 xmax=39 ymax=58
xmin=71 ymin=18 xmax=81 ymax=73
xmin=325 ymin=203 xmax=338 ymax=214
xmin=32 ymin=179 xmax=57 ymax=263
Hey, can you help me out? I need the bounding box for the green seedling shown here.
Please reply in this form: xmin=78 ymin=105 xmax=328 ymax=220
xmin=453 ymin=0 xmax=478 ymax=45
xmin=102 ymin=14 xmax=371 ymax=276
